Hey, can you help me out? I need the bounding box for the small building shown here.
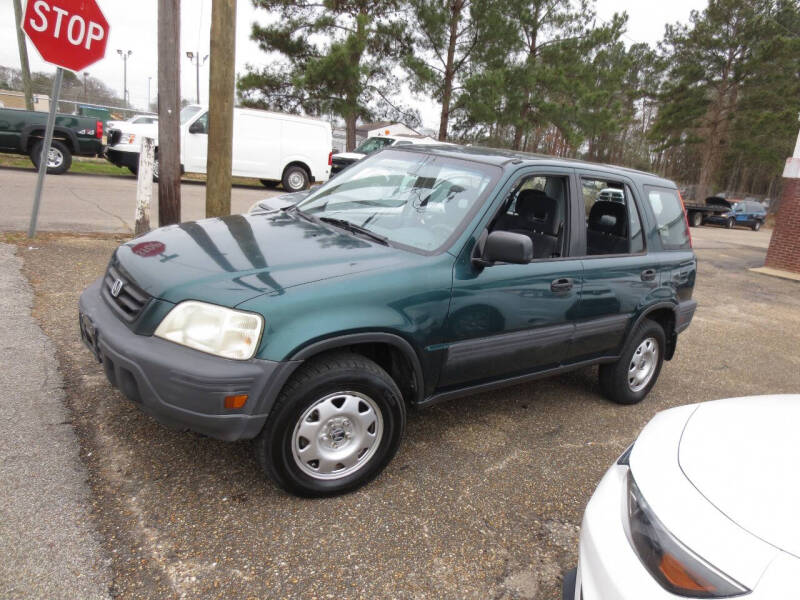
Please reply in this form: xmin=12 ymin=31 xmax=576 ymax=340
xmin=0 ymin=90 xmax=50 ymax=112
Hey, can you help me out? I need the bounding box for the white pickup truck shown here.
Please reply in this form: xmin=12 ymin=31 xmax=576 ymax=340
xmin=105 ymin=105 xmax=332 ymax=191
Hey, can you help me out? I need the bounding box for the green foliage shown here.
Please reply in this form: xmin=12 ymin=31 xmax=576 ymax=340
xmin=238 ymin=0 xmax=410 ymax=148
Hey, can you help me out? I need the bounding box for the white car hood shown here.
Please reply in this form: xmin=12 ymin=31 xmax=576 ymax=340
xmin=333 ymin=151 xmax=365 ymax=161
xmin=679 ymin=395 xmax=800 ymax=558
xmin=110 ymin=122 xmax=158 ymax=137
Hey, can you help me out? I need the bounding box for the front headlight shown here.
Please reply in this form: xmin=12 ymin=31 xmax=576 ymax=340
xmin=154 ymin=301 xmax=264 ymax=360
xmin=624 ymin=471 xmax=749 ymax=598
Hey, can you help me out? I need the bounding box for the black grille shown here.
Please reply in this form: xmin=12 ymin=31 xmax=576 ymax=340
xmin=108 ymin=129 xmax=121 ymax=146
xmin=102 ymin=263 xmax=150 ymax=322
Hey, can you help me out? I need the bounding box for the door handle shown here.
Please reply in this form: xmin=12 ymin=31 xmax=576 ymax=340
xmin=641 ymin=269 xmax=656 ymax=282
xmin=550 ymin=277 xmax=573 ymax=292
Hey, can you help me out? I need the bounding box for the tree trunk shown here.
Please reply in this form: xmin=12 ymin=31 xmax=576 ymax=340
xmin=158 ymin=0 xmax=181 ymax=226
xmin=438 ymin=1 xmax=463 ymax=142
xmin=345 ymin=114 xmax=357 ymax=151
xmin=206 ymin=0 xmax=237 ymax=218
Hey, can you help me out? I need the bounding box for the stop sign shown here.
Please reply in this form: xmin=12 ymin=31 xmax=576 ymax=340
xmin=22 ymin=0 xmax=109 ymax=72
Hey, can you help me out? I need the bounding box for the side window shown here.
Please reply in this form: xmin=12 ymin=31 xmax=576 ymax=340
xmin=192 ymin=113 xmax=209 ymax=134
xmin=582 ymin=178 xmax=643 ymax=255
xmin=491 ymin=174 xmax=569 ymax=259
xmin=644 ymin=186 xmax=691 ymax=250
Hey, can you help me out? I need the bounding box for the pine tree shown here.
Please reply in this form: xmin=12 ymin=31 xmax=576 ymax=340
xmin=238 ymin=0 xmax=409 ymax=150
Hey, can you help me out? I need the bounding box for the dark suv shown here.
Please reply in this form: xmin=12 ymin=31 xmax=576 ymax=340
xmin=78 ymin=146 xmax=697 ymax=496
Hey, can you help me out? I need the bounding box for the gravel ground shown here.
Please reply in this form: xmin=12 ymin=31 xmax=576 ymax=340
xmin=0 ymin=242 xmax=111 ymax=600
xmin=5 ymin=226 xmax=800 ymax=600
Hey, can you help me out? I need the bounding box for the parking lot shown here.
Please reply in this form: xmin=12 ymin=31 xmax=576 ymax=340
xmin=2 ymin=222 xmax=794 ymax=600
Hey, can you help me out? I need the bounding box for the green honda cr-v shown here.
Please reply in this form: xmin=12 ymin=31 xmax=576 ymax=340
xmin=79 ymin=145 xmax=697 ymax=497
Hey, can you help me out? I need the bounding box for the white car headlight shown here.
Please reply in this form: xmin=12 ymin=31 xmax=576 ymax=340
xmin=154 ymin=301 xmax=264 ymax=360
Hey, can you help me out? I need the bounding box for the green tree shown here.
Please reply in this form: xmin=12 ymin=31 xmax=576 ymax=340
xmin=403 ymin=0 xmax=501 ymax=140
xmin=651 ymin=0 xmax=798 ymax=200
xmin=238 ymin=0 xmax=408 ymax=150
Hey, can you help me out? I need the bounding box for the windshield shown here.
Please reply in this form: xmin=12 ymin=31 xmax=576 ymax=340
xmin=354 ymin=137 xmax=395 ymax=154
xmin=297 ymin=150 xmax=498 ymax=252
xmin=180 ymin=106 xmax=203 ymax=125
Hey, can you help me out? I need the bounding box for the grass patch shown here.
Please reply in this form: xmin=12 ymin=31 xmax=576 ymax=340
xmin=0 ymin=154 xmax=267 ymax=188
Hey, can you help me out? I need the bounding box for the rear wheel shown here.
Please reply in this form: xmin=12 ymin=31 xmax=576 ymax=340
xmin=30 ymin=140 xmax=72 ymax=174
xmin=599 ymin=319 xmax=665 ymax=405
xmin=752 ymin=220 xmax=762 ymax=231
xmin=726 ymin=217 xmax=735 ymax=229
xmin=254 ymin=352 xmax=406 ymax=497
xmin=282 ymin=165 xmax=309 ymax=192
xmin=690 ymin=211 xmax=703 ymax=227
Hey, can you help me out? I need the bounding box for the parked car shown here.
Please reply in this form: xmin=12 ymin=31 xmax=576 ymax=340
xmin=106 ymin=114 xmax=158 ymax=131
xmin=105 ymin=105 xmax=332 ymax=191
xmin=105 ymin=118 xmax=159 ymax=175
xmin=78 ymin=146 xmax=696 ymax=497
xmin=0 ymin=106 xmax=104 ymax=174
xmin=688 ymin=197 xmax=767 ymax=231
xmin=563 ymin=394 xmax=800 ymax=600
xmin=330 ymin=134 xmax=444 ymax=174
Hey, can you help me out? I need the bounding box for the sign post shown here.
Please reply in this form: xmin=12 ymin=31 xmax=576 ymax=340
xmin=28 ymin=67 xmax=63 ymax=238
xmin=21 ymin=0 xmax=109 ymax=237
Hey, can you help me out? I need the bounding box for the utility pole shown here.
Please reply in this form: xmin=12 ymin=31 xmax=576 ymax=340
xmin=147 ymin=76 xmax=152 ymax=111
xmin=83 ymin=72 xmax=89 ymax=102
xmin=117 ymin=49 xmax=132 ymax=106
xmin=206 ymin=0 xmax=237 ymax=218
xmin=12 ymin=0 xmax=34 ymax=111
xmin=158 ymin=0 xmax=181 ymax=226
xmin=186 ymin=51 xmax=209 ymax=104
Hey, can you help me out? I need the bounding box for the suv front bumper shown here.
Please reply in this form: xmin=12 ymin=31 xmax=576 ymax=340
xmin=78 ymin=278 xmax=300 ymax=441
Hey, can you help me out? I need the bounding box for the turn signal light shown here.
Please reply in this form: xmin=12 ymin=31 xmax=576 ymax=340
xmin=224 ymin=394 xmax=248 ymax=410
xmin=659 ymin=553 xmax=715 ymax=594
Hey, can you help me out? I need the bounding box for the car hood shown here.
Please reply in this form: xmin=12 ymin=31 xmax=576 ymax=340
xmin=333 ymin=152 xmax=365 ymax=162
xmin=110 ymin=122 xmax=158 ymax=137
xmin=678 ymin=395 xmax=800 ymax=558
xmin=114 ymin=211 xmax=408 ymax=307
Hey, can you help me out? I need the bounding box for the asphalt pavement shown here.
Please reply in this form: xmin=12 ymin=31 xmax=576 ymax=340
xmin=0 ymin=166 xmax=279 ymax=234
xmin=5 ymin=225 xmax=798 ymax=600
xmin=0 ymin=242 xmax=111 ymax=600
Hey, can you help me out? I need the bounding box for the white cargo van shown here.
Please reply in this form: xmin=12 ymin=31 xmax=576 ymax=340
xmin=105 ymin=105 xmax=332 ymax=192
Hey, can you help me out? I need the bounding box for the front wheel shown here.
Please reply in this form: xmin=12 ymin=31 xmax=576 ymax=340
xmin=690 ymin=211 xmax=703 ymax=227
xmin=599 ymin=319 xmax=665 ymax=405
xmin=752 ymin=220 xmax=762 ymax=231
xmin=254 ymin=352 xmax=406 ymax=497
xmin=726 ymin=217 xmax=735 ymax=229
xmin=30 ymin=140 xmax=72 ymax=174
xmin=282 ymin=165 xmax=309 ymax=192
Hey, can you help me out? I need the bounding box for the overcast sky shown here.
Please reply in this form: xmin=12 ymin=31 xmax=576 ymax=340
xmin=1 ymin=0 xmax=702 ymax=129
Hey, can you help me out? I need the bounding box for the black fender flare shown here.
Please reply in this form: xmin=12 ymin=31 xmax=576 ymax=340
xmin=629 ymin=301 xmax=680 ymax=359
xmin=21 ymin=125 xmax=79 ymax=154
xmin=290 ymin=332 xmax=426 ymax=404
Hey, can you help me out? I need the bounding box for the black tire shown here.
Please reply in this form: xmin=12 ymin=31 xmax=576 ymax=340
xmin=254 ymin=352 xmax=406 ymax=497
xmin=260 ymin=179 xmax=280 ymax=188
xmin=282 ymin=165 xmax=309 ymax=192
xmin=725 ymin=217 xmax=735 ymax=229
xmin=690 ymin=211 xmax=703 ymax=227
xmin=752 ymin=220 xmax=762 ymax=231
xmin=30 ymin=140 xmax=72 ymax=174
xmin=598 ymin=319 xmax=666 ymax=405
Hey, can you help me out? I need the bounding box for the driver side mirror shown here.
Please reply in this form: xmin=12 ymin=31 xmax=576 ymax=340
xmin=475 ymin=231 xmax=533 ymax=266
xmin=189 ymin=120 xmax=207 ymax=135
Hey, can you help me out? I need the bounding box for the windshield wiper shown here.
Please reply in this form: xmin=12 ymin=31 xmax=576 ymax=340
xmin=319 ymin=217 xmax=390 ymax=246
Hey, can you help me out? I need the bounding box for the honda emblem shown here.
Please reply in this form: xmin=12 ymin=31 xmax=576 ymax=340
xmin=110 ymin=278 xmax=124 ymax=298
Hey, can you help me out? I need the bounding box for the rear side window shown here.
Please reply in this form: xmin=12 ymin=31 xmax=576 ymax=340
xmin=581 ymin=178 xmax=644 ymax=256
xmin=644 ymin=186 xmax=690 ymax=250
